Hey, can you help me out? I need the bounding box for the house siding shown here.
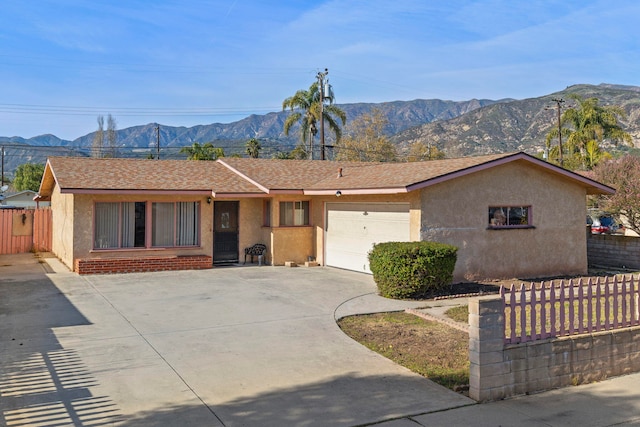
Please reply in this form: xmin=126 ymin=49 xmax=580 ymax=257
xmin=420 ymin=161 xmax=588 ymax=282
xmin=237 ymin=198 xmax=269 ymax=262
xmin=51 ymin=185 xmax=75 ymax=270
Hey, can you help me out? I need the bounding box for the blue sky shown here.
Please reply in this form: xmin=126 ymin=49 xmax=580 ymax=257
xmin=1 ymin=0 xmax=639 ymax=140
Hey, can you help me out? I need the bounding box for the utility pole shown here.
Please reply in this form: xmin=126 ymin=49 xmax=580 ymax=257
xmin=317 ymin=68 xmax=329 ymax=160
xmin=547 ymin=98 xmax=565 ymax=166
xmin=155 ymin=125 xmax=160 ymax=160
xmin=1 ymin=145 xmax=4 ymax=187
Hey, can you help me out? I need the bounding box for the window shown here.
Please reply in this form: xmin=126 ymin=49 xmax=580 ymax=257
xmin=263 ymin=200 xmax=271 ymax=227
xmin=279 ymin=201 xmax=310 ymax=226
xmin=94 ymin=201 xmax=199 ymax=249
xmin=95 ymin=202 xmax=146 ymax=249
xmin=488 ymin=206 xmax=531 ymax=228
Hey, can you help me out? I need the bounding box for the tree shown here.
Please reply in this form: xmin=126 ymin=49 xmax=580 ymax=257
xmin=179 ymin=142 xmax=225 ymax=160
xmin=282 ymin=81 xmax=346 ymax=159
xmin=245 ymin=138 xmax=261 ymax=158
xmin=334 ymin=109 xmax=396 ymax=162
xmin=92 ymin=115 xmax=104 ymax=158
xmin=405 ymin=140 xmax=445 ymax=162
xmin=106 ymin=114 xmax=118 ymax=158
xmin=591 ymin=154 xmax=640 ymax=235
xmin=546 ymin=95 xmax=631 ymax=170
xmin=13 ymin=163 xmax=45 ymax=192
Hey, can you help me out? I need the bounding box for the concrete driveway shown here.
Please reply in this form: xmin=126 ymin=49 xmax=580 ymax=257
xmin=0 ymin=254 xmax=473 ymax=426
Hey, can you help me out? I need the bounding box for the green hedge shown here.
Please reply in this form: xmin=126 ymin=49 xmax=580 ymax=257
xmin=368 ymin=241 xmax=458 ymax=299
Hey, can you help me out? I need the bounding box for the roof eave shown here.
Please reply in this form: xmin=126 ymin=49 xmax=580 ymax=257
xmin=60 ymin=189 xmax=212 ymax=195
xmin=304 ymin=187 xmax=408 ymax=196
xmin=211 ymin=192 xmax=268 ymax=198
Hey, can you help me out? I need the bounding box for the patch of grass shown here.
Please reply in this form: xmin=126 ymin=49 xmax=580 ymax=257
xmin=337 ymin=312 xmax=469 ymax=392
xmin=445 ymin=305 xmax=469 ymax=323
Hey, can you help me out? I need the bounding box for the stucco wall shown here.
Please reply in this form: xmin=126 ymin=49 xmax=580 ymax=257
xmin=265 ymin=194 xmax=313 ymax=265
xmin=51 ymin=185 xmax=75 ymax=270
xmin=237 ymin=198 xmax=270 ymax=263
xmin=420 ymin=161 xmax=588 ymax=282
xmin=270 ymin=227 xmax=314 ymax=265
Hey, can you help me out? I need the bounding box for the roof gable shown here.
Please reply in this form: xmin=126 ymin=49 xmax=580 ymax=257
xmin=39 ymin=157 xmax=264 ymax=197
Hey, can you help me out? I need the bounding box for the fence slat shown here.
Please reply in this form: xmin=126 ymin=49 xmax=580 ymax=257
xmin=540 ymin=282 xmax=548 ymax=339
xmin=578 ymin=279 xmax=584 ymax=334
xmin=613 ymin=276 xmax=620 ymax=329
xmin=509 ymin=284 xmax=517 ymax=343
xmin=587 ymin=278 xmax=594 ymax=333
xmin=559 ymin=280 xmax=566 ymax=336
xmin=622 ymin=275 xmax=628 ymax=327
xmin=605 ymin=277 xmax=611 ymax=330
xmin=530 ymin=284 xmax=537 ymax=340
xmin=568 ymin=280 xmax=576 ymax=335
xmin=596 ymin=279 xmax=603 ymax=332
xmin=500 ymin=275 xmax=640 ymax=344
xmin=550 ymin=282 xmax=557 ymax=336
xmin=519 ymin=284 xmax=527 ymax=343
xmin=632 ymin=276 xmax=639 ymax=325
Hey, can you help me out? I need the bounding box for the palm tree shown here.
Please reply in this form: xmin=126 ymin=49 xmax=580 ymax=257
xmin=546 ymin=95 xmax=631 ymax=170
xmin=179 ymin=142 xmax=224 ymax=160
xmin=245 ymin=138 xmax=261 ymax=158
xmin=282 ymin=82 xmax=346 ymax=159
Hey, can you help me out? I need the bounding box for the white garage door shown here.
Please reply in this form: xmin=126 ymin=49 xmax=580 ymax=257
xmin=325 ymin=202 xmax=410 ymax=273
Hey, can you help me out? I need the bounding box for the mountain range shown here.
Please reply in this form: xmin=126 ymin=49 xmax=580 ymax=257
xmin=1 ymin=83 xmax=639 ymax=177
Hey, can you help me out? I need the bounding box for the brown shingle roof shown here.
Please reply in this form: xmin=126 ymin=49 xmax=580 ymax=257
xmin=42 ymin=157 xmax=264 ymax=195
xmin=219 ymin=153 xmax=517 ymax=192
xmin=219 ymin=153 xmax=614 ymax=195
xmin=39 ymin=152 xmax=614 ymax=198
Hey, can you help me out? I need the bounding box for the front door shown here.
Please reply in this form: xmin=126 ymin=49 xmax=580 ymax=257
xmin=213 ymin=201 xmax=239 ymax=264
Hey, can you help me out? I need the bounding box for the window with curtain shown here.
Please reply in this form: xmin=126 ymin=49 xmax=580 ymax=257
xmin=95 ymin=202 xmax=146 ymax=249
xmin=152 ymin=201 xmax=200 ymax=247
xmin=94 ymin=201 xmax=199 ymax=249
xmin=95 ymin=202 xmax=120 ymax=248
xmin=279 ymin=201 xmax=310 ymax=226
xmin=176 ymin=201 xmax=198 ymax=246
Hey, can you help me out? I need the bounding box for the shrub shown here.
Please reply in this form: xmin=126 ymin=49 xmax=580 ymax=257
xmin=368 ymin=241 xmax=457 ymax=299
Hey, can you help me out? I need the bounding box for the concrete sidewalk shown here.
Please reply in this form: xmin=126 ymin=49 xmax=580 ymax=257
xmin=376 ymin=370 xmax=640 ymax=426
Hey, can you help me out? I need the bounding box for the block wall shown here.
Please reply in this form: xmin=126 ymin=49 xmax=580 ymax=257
xmin=587 ymin=233 xmax=640 ymax=270
xmin=470 ymin=295 xmax=640 ymax=402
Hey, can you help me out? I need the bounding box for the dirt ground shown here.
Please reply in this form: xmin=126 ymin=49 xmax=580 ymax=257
xmin=338 ymin=312 xmax=470 ymax=392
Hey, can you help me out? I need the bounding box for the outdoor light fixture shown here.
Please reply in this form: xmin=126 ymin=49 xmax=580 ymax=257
xmin=207 ymin=197 xmax=212 ymax=204
xmin=336 ymin=191 xmax=342 ymax=197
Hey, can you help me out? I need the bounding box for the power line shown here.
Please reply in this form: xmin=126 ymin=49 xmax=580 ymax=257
xmin=0 ymin=103 xmax=280 ymax=117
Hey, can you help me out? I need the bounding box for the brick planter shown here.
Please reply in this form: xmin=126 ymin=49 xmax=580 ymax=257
xmin=75 ymin=255 xmax=212 ymax=275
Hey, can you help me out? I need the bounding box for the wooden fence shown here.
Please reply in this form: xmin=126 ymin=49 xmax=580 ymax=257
xmin=0 ymin=208 xmax=52 ymax=254
xmin=500 ymin=275 xmax=640 ymax=344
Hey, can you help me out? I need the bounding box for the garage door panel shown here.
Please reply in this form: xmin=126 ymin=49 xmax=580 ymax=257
xmin=325 ymin=203 xmax=410 ymax=274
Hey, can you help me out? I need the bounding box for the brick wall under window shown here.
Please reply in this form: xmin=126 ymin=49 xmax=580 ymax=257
xmin=75 ymin=255 xmax=212 ymax=275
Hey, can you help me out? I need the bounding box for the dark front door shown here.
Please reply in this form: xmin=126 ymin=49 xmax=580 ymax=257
xmin=213 ymin=201 xmax=239 ymax=264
